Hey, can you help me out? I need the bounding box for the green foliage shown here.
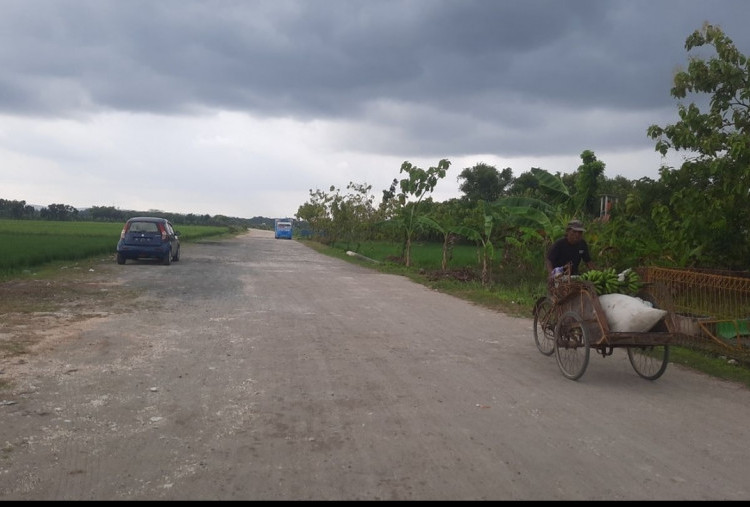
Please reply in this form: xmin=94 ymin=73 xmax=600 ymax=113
xmin=0 ymin=199 xmax=253 ymax=228
xmin=493 ymin=196 xmax=555 ymax=232
xmin=417 ymin=216 xmax=456 ymax=271
xmin=393 ymin=159 xmax=451 ymax=267
xmin=574 ymin=150 xmax=606 ymax=218
xmin=647 ymin=22 xmax=750 ymax=269
xmin=530 ymin=167 xmax=570 ymax=202
xmin=329 ymin=182 xmax=377 ymax=250
xmin=39 ymin=203 xmax=79 ymax=221
xmin=296 ymin=188 xmax=334 ymax=242
xmin=0 ymin=199 xmax=37 ymax=219
xmin=457 ymin=163 xmax=512 ymax=203
xmin=456 ymin=201 xmax=497 ymax=285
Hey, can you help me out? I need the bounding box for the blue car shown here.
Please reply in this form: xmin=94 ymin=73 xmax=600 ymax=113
xmin=116 ymin=217 xmax=181 ymax=265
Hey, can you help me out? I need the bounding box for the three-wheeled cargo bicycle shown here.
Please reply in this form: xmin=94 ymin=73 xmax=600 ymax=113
xmin=532 ymin=276 xmax=676 ymax=381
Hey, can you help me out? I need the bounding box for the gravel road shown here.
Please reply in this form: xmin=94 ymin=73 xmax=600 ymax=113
xmin=2 ymin=229 xmax=750 ymax=500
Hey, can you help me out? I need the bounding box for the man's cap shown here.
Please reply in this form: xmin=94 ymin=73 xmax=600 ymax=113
xmin=567 ymin=220 xmax=586 ymax=232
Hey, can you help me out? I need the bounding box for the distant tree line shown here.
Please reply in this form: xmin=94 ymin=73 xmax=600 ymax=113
xmin=0 ymin=199 xmax=274 ymax=230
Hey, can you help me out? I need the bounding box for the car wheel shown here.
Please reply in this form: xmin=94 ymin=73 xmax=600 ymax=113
xmin=116 ymin=253 xmax=126 ymax=265
xmin=172 ymin=246 xmax=180 ymax=262
xmin=163 ymin=249 xmax=172 ymax=265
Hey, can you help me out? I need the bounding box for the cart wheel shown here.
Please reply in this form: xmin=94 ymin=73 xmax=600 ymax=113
xmin=627 ymin=345 xmax=670 ymax=380
xmin=554 ymin=311 xmax=590 ymax=380
xmin=533 ymin=296 xmax=556 ymax=356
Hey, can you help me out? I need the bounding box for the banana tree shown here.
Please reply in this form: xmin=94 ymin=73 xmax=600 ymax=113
xmin=418 ymin=215 xmax=462 ymax=272
xmin=456 ymin=200 xmax=496 ymax=286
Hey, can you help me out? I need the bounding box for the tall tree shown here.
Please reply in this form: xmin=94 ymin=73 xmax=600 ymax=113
xmin=0 ymin=199 xmax=36 ymax=219
xmin=574 ymin=150 xmax=606 ymax=219
xmin=40 ymin=203 xmax=79 ymax=221
xmin=394 ymin=159 xmax=451 ymax=267
xmin=506 ymin=170 xmax=541 ymax=197
xmin=330 ymin=181 xmax=377 ymax=249
xmin=647 ymin=23 xmax=750 ymax=269
xmin=296 ymin=187 xmax=336 ymax=242
xmin=457 ymin=163 xmax=512 ymax=203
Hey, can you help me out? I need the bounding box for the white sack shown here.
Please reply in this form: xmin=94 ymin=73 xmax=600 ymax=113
xmin=598 ymin=293 xmax=668 ymax=333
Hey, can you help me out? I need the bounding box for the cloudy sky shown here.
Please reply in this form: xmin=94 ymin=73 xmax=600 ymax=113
xmin=1 ymin=0 xmax=748 ymax=219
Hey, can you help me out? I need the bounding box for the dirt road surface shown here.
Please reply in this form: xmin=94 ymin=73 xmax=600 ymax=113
xmin=2 ymin=230 xmax=750 ymax=500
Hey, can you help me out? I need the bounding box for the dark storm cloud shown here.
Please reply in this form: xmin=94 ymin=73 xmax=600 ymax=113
xmin=1 ymin=0 xmax=748 ymax=156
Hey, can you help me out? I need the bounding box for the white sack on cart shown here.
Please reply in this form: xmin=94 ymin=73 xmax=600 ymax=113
xmin=598 ymin=293 xmax=668 ymax=333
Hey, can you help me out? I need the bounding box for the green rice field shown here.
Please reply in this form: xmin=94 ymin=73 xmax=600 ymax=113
xmin=0 ymin=219 xmax=231 ymax=275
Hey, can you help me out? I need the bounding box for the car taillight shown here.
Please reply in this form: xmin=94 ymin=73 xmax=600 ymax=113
xmin=158 ymin=223 xmax=167 ymax=240
xmin=120 ymin=225 xmax=128 ymax=240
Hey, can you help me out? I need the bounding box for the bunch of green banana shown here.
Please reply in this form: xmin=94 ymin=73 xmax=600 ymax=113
xmin=617 ymin=268 xmax=642 ymax=295
xmin=579 ymin=268 xmax=642 ymax=295
xmin=579 ymin=268 xmax=619 ymax=294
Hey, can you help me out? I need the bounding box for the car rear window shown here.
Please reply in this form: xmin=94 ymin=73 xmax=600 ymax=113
xmin=128 ymin=222 xmax=159 ymax=233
